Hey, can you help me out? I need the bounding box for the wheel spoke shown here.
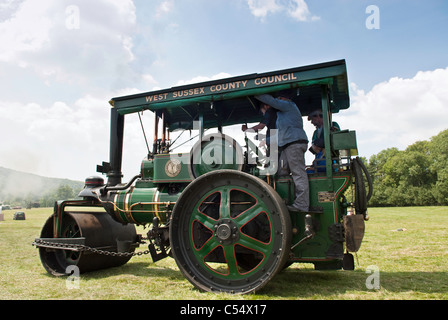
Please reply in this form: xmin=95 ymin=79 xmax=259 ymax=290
xmin=237 ymin=233 xmax=271 ymax=255
xmin=219 ymin=188 xmax=231 ymax=219
xmin=193 ymin=209 xmax=217 ymax=230
xmin=195 ymin=237 xmax=219 ymax=260
xmin=223 ymin=244 xmax=239 ymax=275
xmin=233 ymin=202 xmax=265 ymax=226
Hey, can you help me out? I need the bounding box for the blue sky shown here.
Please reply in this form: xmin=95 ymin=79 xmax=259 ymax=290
xmin=0 ymin=0 xmax=447 ymax=181
xmin=130 ymin=0 xmax=448 ymax=90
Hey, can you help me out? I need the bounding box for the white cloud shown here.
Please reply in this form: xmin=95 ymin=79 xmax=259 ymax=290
xmin=247 ymin=0 xmax=282 ymax=19
xmin=247 ymin=0 xmax=319 ymax=21
xmin=142 ymin=73 xmax=158 ymax=87
xmin=287 ymin=0 xmax=320 ymax=21
xmin=336 ymin=67 xmax=448 ymax=158
xmin=0 ymin=0 xmax=142 ymax=181
xmin=0 ymin=0 xmax=137 ymax=86
xmin=156 ymin=1 xmax=174 ymax=18
xmin=0 ymin=87 xmax=157 ymax=181
xmin=175 ymin=72 xmax=233 ymax=86
xmin=0 ymin=94 xmax=110 ymax=180
xmin=0 ymin=0 xmax=53 ymax=62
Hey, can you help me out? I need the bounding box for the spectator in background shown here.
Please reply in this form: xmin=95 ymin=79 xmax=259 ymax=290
xmin=308 ymin=109 xmax=340 ymax=173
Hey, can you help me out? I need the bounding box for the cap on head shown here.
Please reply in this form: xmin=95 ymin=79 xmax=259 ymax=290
xmin=275 ymin=90 xmax=293 ymax=99
xmin=308 ymin=109 xmax=323 ymax=120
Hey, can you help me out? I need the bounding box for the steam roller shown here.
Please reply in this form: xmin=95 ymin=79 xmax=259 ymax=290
xmin=34 ymin=60 xmax=372 ymax=294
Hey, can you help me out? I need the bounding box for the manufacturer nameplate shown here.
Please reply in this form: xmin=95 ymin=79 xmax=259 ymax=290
xmin=318 ymin=191 xmax=335 ymax=202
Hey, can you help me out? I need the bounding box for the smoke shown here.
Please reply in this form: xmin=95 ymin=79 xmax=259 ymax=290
xmin=0 ymin=167 xmax=47 ymax=199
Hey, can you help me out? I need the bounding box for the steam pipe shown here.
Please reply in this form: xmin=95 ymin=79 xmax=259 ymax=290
xmin=108 ymin=108 xmax=124 ymax=186
xmin=101 ymin=174 xmax=141 ymax=195
xmin=153 ymin=112 xmax=159 ymax=154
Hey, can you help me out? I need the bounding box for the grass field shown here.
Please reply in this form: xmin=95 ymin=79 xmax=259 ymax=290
xmin=0 ymin=206 xmax=447 ymax=300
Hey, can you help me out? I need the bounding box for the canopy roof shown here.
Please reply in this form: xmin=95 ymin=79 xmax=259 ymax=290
xmin=110 ymin=59 xmax=350 ymax=131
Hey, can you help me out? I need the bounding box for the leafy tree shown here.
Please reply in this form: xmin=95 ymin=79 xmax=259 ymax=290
xmin=366 ymin=129 xmax=448 ymax=206
xmin=56 ymin=184 xmax=76 ymax=200
xmin=428 ymin=129 xmax=448 ymax=204
xmin=38 ymin=184 xmax=79 ymax=207
xmin=367 ymin=148 xmax=400 ymax=206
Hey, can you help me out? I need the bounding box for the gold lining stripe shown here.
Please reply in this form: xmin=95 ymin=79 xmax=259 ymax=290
xmin=113 ymin=193 xmax=126 ymax=223
xmin=154 ymin=190 xmax=162 ymax=221
xmin=123 ymin=188 xmax=137 ymax=224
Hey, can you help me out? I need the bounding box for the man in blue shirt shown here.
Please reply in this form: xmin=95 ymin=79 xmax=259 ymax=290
xmin=255 ymin=93 xmax=309 ymax=212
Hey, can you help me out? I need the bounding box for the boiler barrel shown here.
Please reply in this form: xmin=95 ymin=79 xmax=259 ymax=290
xmin=110 ymin=186 xmax=180 ymax=225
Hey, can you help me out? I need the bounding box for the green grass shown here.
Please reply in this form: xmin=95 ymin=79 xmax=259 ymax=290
xmin=0 ymin=206 xmax=447 ymax=300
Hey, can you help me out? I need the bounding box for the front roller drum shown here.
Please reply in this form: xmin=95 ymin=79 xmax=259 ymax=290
xmin=38 ymin=211 xmax=138 ymax=276
xmin=170 ymin=169 xmax=292 ymax=294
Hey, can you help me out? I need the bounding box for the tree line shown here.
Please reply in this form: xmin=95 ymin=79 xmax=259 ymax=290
xmin=365 ymin=129 xmax=448 ymax=206
xmin=1 ymin=184 xmax=81 ymax=209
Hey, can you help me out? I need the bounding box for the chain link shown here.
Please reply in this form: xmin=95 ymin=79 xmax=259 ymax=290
xmin=33 ymin=239 xmax=151 ymax=257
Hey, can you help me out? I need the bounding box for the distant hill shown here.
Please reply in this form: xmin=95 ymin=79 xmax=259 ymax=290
xmin=0 ymin=167 xmax=84 ymax=200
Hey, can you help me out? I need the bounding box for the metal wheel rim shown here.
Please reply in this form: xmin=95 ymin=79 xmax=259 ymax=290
xmin=170 ymin=170 xmax=291 ymax=294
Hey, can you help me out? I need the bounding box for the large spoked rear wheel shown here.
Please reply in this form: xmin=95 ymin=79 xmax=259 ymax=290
xmin=170 ymin=170 xmax=292 ymax=294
